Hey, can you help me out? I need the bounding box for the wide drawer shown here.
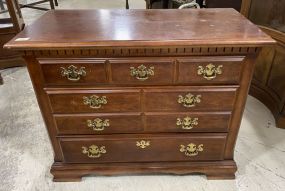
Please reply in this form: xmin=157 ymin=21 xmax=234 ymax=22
xmin=54 ymin=113 xmax=143 ymax=135
xmin=54 ymin=112 xmax=230 ymax=135
xmin=39 ymin=59 xmax=107 ymax=85
xmin=177 ymin=56 xmax=244 ymax=84
xmin=60 ymin=134 xmax=227 ymax=163
xmin=144 ymin=86 xmax=237 ymax=112
xmin=47 ymin=89 xmax=141 ymax=113
xmin=145 ymin=112 xmax=231 ymax=133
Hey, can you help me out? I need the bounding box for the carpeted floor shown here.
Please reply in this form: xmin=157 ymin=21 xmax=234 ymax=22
xmin=0 ymin=0 xmax=285 ymax=190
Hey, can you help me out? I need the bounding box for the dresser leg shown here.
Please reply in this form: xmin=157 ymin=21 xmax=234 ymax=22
xmin=52 ymin=172 xmax=83 ymax=182
xmin=0 ymin=73 xmax=3 ymax=85
xmin=276 ymin=115 xmax=285 ymax=129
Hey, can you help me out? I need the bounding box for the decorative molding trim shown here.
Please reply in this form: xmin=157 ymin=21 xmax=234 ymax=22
xmin=24 ymin=46 xmax=260 ymax=57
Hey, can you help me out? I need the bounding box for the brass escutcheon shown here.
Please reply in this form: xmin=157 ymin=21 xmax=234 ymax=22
xmin=60 ymin=65 xmax=86 ymax=81
xmin=130 ymin=64 xmax=154 ymax=81
xmin=83 ymin=95 xmax=107 ymax=109
xmin=197 ymin=63 xmax=223 ymax=80
xmin=136 ymin=140 xmax=150 ymax=149
xmin=180 ymin=143 xmax=204 ymax=156
xmin=176 ymin=117 xmax=198 ymax=130
xmin=87 ymin=118 xmax=110 ymax=131
xmin=177 ymin=93 xmax=201 ymax=108
xmin=82 ymin=145 xmax=106 ymax=158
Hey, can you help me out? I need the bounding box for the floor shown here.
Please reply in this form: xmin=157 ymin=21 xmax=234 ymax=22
xmin=0 ymin=1 xmax=285 ymax=191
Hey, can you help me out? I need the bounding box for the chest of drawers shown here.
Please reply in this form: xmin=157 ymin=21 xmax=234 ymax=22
xmin=5 ymin=9 xmax=275 ymax=181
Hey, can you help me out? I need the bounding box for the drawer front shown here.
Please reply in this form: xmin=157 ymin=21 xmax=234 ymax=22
xmin=110 ymin=59 xmax=174 ymax=84
xmin=145 ymin=112 xmax=231 ymax=133
xmin=47 ymin=89 xmax=141 ymax=113
xmin=54 ymin=113 xmax=143 ymax=135
xmin=144 ymin=87 xmax=237 ymax=112
xmin=177 ymin=56 xmax=244 ymax=84
xmin=60 ymin=134 xmax=227 ymax=163
xmin=39 ymin=59 xmax=107 ymax=85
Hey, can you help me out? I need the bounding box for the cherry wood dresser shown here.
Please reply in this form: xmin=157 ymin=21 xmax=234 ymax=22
xmin=5 ymin=9 xmax=274 ymax=181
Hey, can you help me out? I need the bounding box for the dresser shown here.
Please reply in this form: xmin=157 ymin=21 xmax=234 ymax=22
xmin=5 ymin=9 xmax=275 ymax=181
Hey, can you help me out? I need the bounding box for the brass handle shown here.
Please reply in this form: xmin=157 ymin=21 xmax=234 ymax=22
xmin=176 ymin=117 xmax=198 ymax=130
xmin=60 ymin=65 xmax=86 ymax=81
xmin=130 ymin=64 xmax=154 ymax=81
xmin=180 ymin=143 xmax=203 ymax=157
xmin=83 ymin=95 xmax=107 ymax=109
xmin=87 ymin=118 xmax=110 ymax=131
xmin=178 ymin=93 xmax=201 ymax=108
xmin=136 ymin=140 xmax=150 ymax=149
xmin=197 ymin=63 xmax=223 ymax=80
xmin=82 ymin=145 xmax=106 ymax=158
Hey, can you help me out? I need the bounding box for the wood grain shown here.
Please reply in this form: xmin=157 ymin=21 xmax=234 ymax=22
xmin=4 ymin=9 xmax=273 ymax=181
xmin=59 ymin=133 xmax=227 ymax=163
xmin=54 ymin=113 xmax=143 ymax=135
xmin=4 ymin=9 xmax=274 ymax=49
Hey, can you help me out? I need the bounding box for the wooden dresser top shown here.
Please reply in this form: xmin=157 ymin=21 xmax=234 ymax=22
xmin=5 ymin=9 xmax=275 ymax=49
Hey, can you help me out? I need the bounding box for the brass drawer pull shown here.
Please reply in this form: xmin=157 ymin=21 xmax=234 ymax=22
xmin=82 ymin=145 xmax=106 ymax=158
xmin=87 ymin=118 xmax=110 ymax=131
xmin=130 ymin=64 xmax=154 ymax=81
xmin=178 ymin=93 xmax=201 ymax=108
xmin=176 ymin=117 xmax=198 ymax=130
xmin=180 ymin=143 xmax=203 ymax=156
xmin=83 ymin=95 xmax=107 ymax=109
xmin=197 ymin=63 xmax=223 ymax=80
xmin=60 ymin=65 xmax=86 ymax=81
xmin=136 ymin=140 xmax=150 ymax=149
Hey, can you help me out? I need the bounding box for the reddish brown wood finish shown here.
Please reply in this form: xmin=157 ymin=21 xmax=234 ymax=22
xmin=51 ymin=161 xmax=237 ymax=181
xmin=54 ymin=112 xmax=230 ymax=135
xmin=39 ymin=59 xmax=108 ymax=85
xmin=60 ymin=134 xmax=227 ymax=163
xmin=109 ymin=59 xmax=174 ymax=84
xmin=0 ymin=0 xmax=25 ymax=75
xmin=145 ymin=112 xmax=231 ymax=133
xmin=241 ymin=0 xmax=285 ymax=128
xmin=47 ymin=89 xmax=141 ymax=113
xmin=5 ymin=9 xmax=273 ymax=49
xmin=144 ymin=87 xmax=237 ymax=112
xmin=4 ymin=9 xmax=274 ymax=181
xmin=177 ymin=56 xmax=244 ymax=84
xmin=37 ymin=56 xmax=245 ymax=86
xmin=54 ymin=113 xmax=143 ymax=135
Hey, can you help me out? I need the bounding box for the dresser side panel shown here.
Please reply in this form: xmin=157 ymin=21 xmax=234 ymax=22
xmin=224 ymin=54 xmax=258 ymax=159
xmin=24 ymin=56 xmax=64 ymax=161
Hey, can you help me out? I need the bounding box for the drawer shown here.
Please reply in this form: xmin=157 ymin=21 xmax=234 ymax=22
xmin=54 ymin=113 xmax=143 ymax=135
xmin=110 ymin=58 xmax=174 ymax=84
xmin=177 ymin=56 xmax=244 ymax=84
xmin=145 ymin=112 xmax=231 ymax=133
xmin=60 ymin=134 xmax=227 ymax=163
xmin=39 ymin=59 xmax=107 ymax=85
xmin=47 ymin=89 xmax=141 ymax=113
xmin=144 ymin=86 xmax=237 ymax=112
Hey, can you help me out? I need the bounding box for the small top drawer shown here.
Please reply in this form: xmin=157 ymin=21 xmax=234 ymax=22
xmin=38 ymin=58 xmax=175 ymax=86
xmin=39 ymin=59 xmax=107 ymax=85
xmin=109 ymin=59 xmax=174 ymax=84
xmin=177 ymin=56 xmax=244 ymax=84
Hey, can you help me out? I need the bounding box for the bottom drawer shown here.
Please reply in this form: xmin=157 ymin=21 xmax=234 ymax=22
xmin=60 ymin=134 xmax=227 ymax=163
